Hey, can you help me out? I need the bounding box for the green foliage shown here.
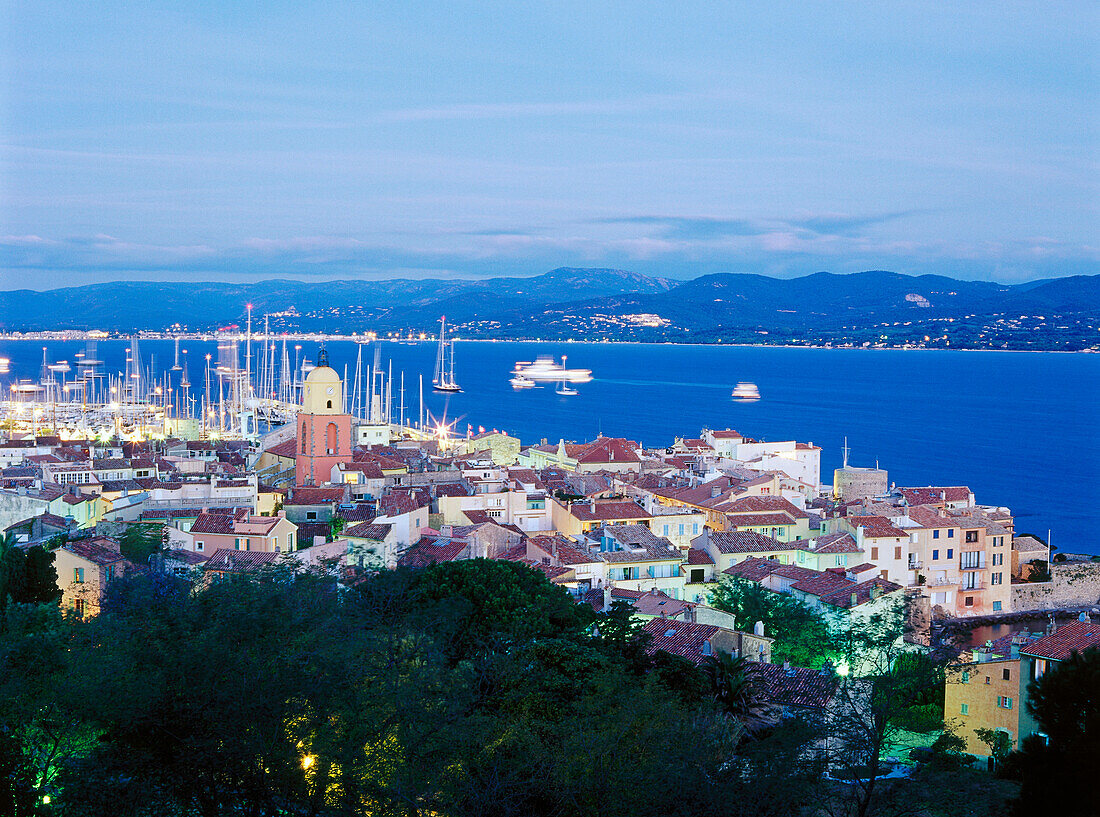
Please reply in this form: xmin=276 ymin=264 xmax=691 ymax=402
xmin=1014 ymin=646 xmax=1100 ymax=814
xmin=0 ymin=559 xmax=835 ymax=816
xmin=702 ymin=652 xmax=765 ymax=726
xmin=118 ymin=523 xmax=162 ymax=565
xmin=974 ymin=727 xmax=1012 ymax=765
xmin=708 ymin=576 xmax=837 ymax=668
xmin=329 ymin=515 xmax=346 ymax=539
xmin=1026 ymin=559 xmax=1051 ymax=582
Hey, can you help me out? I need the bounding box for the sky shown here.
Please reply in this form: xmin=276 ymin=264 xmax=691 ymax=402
xmin=1 ymin=2 xmax=1097 ymax=291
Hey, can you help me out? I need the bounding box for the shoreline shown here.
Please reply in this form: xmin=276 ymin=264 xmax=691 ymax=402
xmin=0 ymin=334 xmax=1093 ymax=355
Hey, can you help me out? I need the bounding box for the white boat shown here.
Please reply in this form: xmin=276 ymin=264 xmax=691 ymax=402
xmin=513 ymin=354 xmax=592 ymax=383
xmin=731 ymin=381 xmax=761 ymax=402
xmin=433 ymin=316 xmax=462 ymax=393
xmin=509 ymin=374 xmax=536 ymax=389
xmin=555 ymin=355 xmax=579 ymax=395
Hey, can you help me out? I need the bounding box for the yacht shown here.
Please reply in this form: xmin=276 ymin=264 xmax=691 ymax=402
xmin=509 ymin=374 xmax=536 ymax=389
xmin=555 ymin=355 xmax=579 ymax=395
xmin=731 ymin=381 xmax=761 ymax=402
xmin=512 ymin=354 xmax=593 ymax=383
xmin=432 ymin=316 xmax=462 ymax=393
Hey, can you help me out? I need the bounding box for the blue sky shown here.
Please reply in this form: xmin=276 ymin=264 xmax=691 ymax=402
xmin=1 ymin=1 xmax=1096 ymax=290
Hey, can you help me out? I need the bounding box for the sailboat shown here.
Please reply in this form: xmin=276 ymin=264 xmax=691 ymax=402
xmin=555 ymin=355 xmax=578 ymax=396
xmin=432 ymin=316 xmax=462 ymax=393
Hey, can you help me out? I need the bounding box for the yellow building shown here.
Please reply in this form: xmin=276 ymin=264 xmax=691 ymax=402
xmin=53 ymin=537 xmax=129 ymax=618
xmin=451 ymin=431 xmax=522 ymax=467
xmin=944 ymin=633 xmax=1036 ymax=756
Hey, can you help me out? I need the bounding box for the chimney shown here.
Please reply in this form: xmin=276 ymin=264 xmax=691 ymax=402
xmin=856 ymin=525 xmax=865 ymax=548
xmin=870 ymin=584 xmax=880 ymax=600
xmin=602 ymin=584 xmax=612 ymax=612
xmin=711 ymin=485 xmax=721 ymax=499
xmin=850 ymin=592 xmax=858 ymax=607
xmin=754 ymin=620 xmax=765 ymax=637
xmin=783 ymin=660 xmax=790 ymax=671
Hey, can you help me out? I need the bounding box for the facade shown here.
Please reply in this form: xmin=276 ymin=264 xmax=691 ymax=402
xmin=1017 ymin=618 xmax=1100 ymax=744
xmin=171 ymin=510 xmax=298 ymax=554
xmin=54 ymin=537 xmax=130 ymax=618
xmin=295 ymin=354 xmax=353 ymax=486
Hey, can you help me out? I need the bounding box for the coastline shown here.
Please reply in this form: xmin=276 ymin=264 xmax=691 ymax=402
xmin=0 ymin=334 xmax=1094 ymax=354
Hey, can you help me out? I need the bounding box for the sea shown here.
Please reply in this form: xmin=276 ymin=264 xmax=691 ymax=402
xmin=2 ymin=338 xmax=1098 ymax=555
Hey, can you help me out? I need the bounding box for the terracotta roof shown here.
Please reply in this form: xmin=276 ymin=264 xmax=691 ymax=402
xmin=728 ymin=512 xmax=797 ymax=528
xmin=847 ymin=515 xmax=909 ymax=539
xmin=749 ymin=662 xmax=837 ymax=709
xmin=336 ymin=504 xmax=376 ymax=522
xmin=723 ymin=556 xmax=785 ymax=581
xmin=687 ymin=548 xmax=714 ymax=565
xmin=527 ymin=535 xmax=598 ymax=566
xmin=1021 ymin=620 xmax=1100 ymax=662
xmin=574 ymin=437 xmax=640 ymax=465
xmin=203 ymin=548 xmax=280 ymax=572
xmin=378 ymin=491 xmax=428 ymax=518
xmin=287 ymin=487 xmax=347 ymax=506
xmin=588 ymin=587 xmax=695 ymax=616
xmin=265 ymin=439 xmax=298 ymax=458
xmin=338 ymin=462 xmax=385 ymax=479
xmin=725 ymin=495 xmax=808 ymax=519
xmin=906 ymin=506 xmax=958 ymax=529
xmin=708 ymin=530 xmax=791 ymax=555
xmin=397 ymin=536 xmax=467 ymax=567
xmin=344 ymin=522 xmax=391 ymax=541
xmin=818 ymin=577 xmax=902 ymax=609
xmin=164 ymin=549 xmax=209 ymax=565
xmin=709 ymin=429 xmax=743 ymax=439
xmin=642 ymin=618 xmax=726 ymax=663
xmin=789 ymin=572 xmax=855 ymax=598
xmin=189 ymin=509 xmax=249 ymax=534
xmin=899 ymin=486 xmax=971 ymax=506
xmin=811 ymin=532 xmax=863 ymax=554
xmin=595 ymin=524 xmax=681 ymax=563
xmin=571 ymin=500 xmax=651 ymax=523
xmin=63 ymin=539 xmax=125 ymax=566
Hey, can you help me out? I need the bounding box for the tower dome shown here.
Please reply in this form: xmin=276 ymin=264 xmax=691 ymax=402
xmin=302 ymin=359 xmax=343 ymax=415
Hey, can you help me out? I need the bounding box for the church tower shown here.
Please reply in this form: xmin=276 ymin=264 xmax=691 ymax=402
xmin=295 ymin=348 xmax=353 ymax=486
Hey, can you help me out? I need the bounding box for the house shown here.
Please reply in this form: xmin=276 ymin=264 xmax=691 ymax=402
xmin=555 ymin=498 xmax=653 ymax=536
xmin=647 ymin=505 xmax=706 ymax=551
xmin=397 ymin=535 xmax=469 ymax=568
xmin=343 ymin=521 xmax=397 ymax=569
xmin=586 ymin=524 xmax=686 ymax=598
xmin=54 ymin=537 xmax=131 ymax=618
xmin=944 ymin=632 xmax=1041 ymax=757
xmin=1017 ymin=617 xmax=1100 ymax=744
xmin=641 ymin=618 xmax=773 ymax=665
xmin=694 ymin=528 xmax=800 ymax=574
xmin=202 ymin=548 xmax=282 ymax=580
xmin=173 ymin=509 xmax=298 ymax=555
xmin=724 ymin=495 xmax=812 ymax=542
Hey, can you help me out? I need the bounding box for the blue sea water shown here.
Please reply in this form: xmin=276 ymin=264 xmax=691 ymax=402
xmin=2 ymin=338 xmax=1097 ymax=554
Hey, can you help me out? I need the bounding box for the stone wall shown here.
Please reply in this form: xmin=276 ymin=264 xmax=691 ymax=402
xmin=1011 ymin=561 xmax=1100 ymax=610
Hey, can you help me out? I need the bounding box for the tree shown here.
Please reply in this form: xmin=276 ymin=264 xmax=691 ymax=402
xmin=702 ymin=651 xmax=765 ymax=727
xmin=709 ymin=576 xmax=838 ymax=667
xmin=1014 ymin=647 xmax=1100 ymax=814
xmin=118 ymin=524 xmax=162 ymax=566
xmin=974 ymin=727 xmax=1012 ymax=768
xmin=10 ymin=547 xmax=61 ymax=606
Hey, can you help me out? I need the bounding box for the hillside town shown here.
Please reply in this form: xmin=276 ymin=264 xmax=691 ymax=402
xmin=3 ymin=353 xmax=1092 ymax=772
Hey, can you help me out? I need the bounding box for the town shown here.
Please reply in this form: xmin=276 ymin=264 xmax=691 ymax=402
xmin=1 ymin=349 xmax=1096 ymax=814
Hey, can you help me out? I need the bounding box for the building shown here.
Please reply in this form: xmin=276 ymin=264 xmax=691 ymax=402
xmin=1017 ymin=617 xmax=1100 ymax=744
xmin=295 ymin=349 xmax=353 ymax=486
xmin=171 ymin=509 xmax=298 ymax=555
xmin=944 ymin=632 xmax=1039 ymax=757
xmin=54 ymin=537 xmax=131 ymax=618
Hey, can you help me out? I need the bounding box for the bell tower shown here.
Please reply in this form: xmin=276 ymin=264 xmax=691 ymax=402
xmin=295 ymin=348 xmax=353 ymax=486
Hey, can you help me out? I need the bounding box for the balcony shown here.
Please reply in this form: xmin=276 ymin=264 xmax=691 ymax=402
xmin=908 ymin=559 xmax=923 ymax=570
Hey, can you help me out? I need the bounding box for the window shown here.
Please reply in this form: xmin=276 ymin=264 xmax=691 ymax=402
xmin=287 ymin=533 xmax=294 ymax=550
xmin=894 ymin=546 xmax=902 ymax=560
xmin=961 ymin=703 xmax=969 ymax=715
xmin=196 ymin=540 xmax=204 ymax=551
xmin=961 ymin=670 xmax=970 ymax=683
xmin=307 ymin=512 xmax=317 ymax=520
xmin=992 ymin=573 xmax=1002 ymax=585
xmin=947 ymin=548 xmax=954 ymax=559
xmin=961 ymin=551 xmax=983 ymax=569
xmin=992 ymin=553 xmax=1003 ymax=566
xmin=693 ymin=523 xmax=699 ymax=535
xmin=326 ymin=422 xmax=338 ymax=454
xmin=73 ymin=567 xmax=84 ymax=583
xmin=933 ymin=549 xmax=939 ymax=560
xmin=690 ymin=568 xmax=705 ymax=583
xmin=933 ymin=530 xmax=940 ymax=540
xmin=678 ymin=523 xmax=685 ymax=536
xmin=326 ymin=400 xmax=332 ymax=409
xmin=74 ymin=598 xmax=85 ymax=617
xmin=1034 ymin=658 xmax=1047 ymax=679
xmin=964 ymin=596 xmax=974 ymax=607
xmin=966 ymin=530 xmax=978 ymax=543
xmin=234 ymin=538 xmax=241 ymax=550
xmin=992 ymin=601 xmax=1002 ymax=611
xmin=997 ymin=696 xmax=1013 ymax=710
xmin=948 ymin=529 xmax=954 ymax=538
xmin=245 ymin=538 xmax=251 ymax=551
xmin=1002 ymin=668 xmax=1011 ymax=681
xmin=871 ymin=547 xmax=879 ymax=560
xmin=663 ymin=525 xmax=669 ymax=536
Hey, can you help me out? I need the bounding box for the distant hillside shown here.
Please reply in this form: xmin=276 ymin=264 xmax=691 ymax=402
xmin=0 ymin=268 xmax=1095 ymax=350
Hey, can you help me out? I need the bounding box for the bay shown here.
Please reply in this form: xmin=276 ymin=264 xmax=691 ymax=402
xmin=1 ymin=338 xmax=1097 ymax=554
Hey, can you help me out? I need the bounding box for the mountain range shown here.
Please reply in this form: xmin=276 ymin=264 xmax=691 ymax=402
xmin=1 ymin=268 xmax=1096 ymax=349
